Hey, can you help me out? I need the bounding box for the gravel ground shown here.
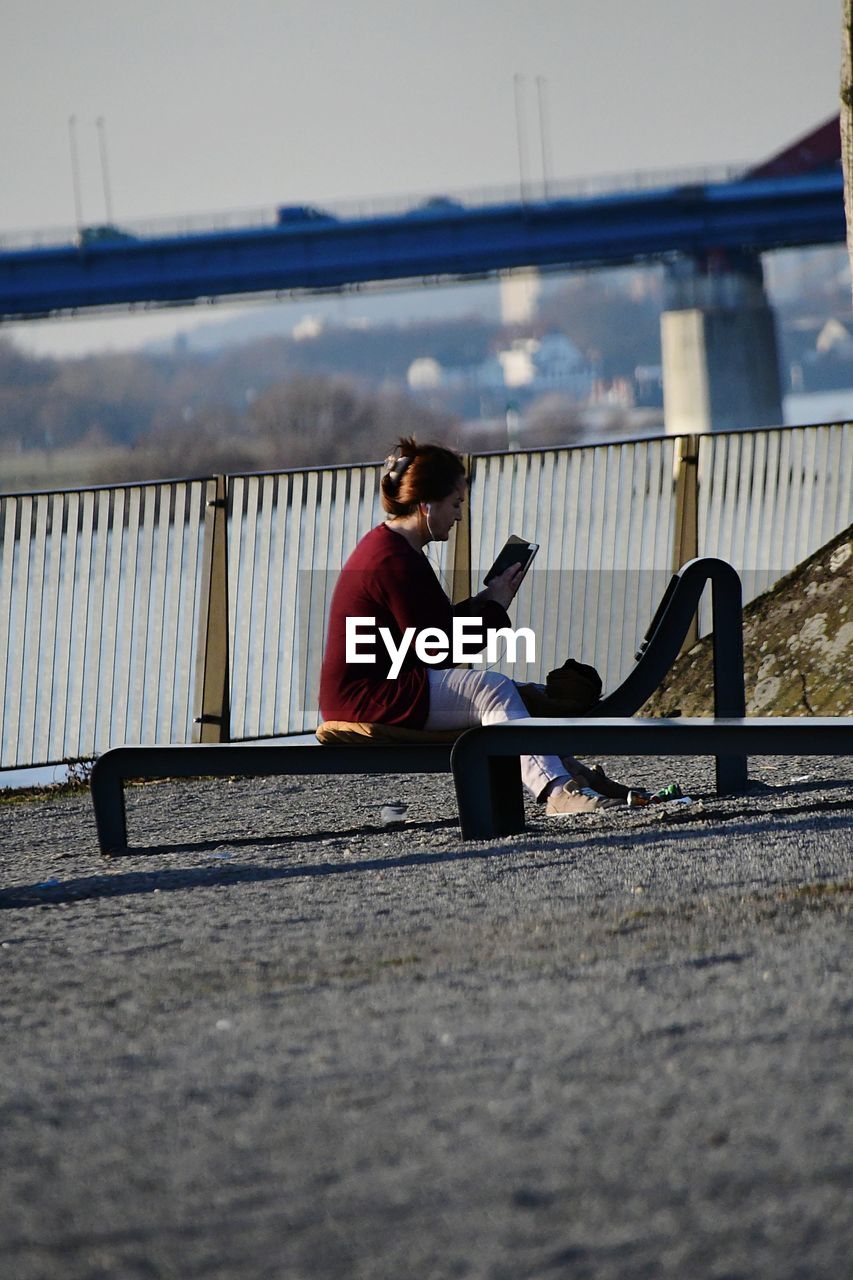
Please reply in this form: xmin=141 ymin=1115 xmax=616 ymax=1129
xmin=0 ymin=755 xmax=851 ymax=1280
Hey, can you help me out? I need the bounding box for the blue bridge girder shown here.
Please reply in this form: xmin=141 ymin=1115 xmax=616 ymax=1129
xmin=0 ymin=170 xmax=844 ymax=321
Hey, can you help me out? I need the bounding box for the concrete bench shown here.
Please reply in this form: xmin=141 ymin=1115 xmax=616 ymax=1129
xmin=450 ymin=716 xmax=853 ymax=840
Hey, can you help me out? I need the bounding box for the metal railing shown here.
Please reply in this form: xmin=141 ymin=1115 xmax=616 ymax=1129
xmin=1 ymin=421 xmax=851 ymax=772
xmin=0 ymin=479 xmax=211 ymax=770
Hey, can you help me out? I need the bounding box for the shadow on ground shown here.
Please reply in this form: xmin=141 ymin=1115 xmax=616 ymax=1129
xmin=3 ymin=802 xmax=851 ymax=911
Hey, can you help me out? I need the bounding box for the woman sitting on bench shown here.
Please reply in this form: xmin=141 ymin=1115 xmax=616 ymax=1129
xmin=319 ymin=438 xmax=630 ymax=815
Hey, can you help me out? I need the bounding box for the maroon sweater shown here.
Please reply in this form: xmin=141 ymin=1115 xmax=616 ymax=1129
xmin=319 ymin=523 xmax=510 ymax=727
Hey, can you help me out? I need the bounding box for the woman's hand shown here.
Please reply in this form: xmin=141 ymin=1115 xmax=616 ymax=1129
xmin=478 ymin=562 xmax=525 ymax=609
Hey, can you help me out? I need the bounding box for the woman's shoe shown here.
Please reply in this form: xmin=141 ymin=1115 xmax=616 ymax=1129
xmin=545 ymin=779 xmax=622 ymax=815
xmin=566 ymin=761 xmax=642 ymax=802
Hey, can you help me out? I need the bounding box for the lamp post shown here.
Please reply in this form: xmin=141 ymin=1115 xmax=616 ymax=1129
xmin=96 ymin=116 xmax=114 ymax=224
xmin=68 ymin=114 xmax=83 ymax=230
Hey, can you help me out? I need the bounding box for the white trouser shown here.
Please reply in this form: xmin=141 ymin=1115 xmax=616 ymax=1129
xmin=423 ymin=666 xmax=575 ymax=801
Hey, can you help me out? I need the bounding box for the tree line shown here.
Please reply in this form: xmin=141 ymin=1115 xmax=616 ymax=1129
xmin=0 ymin=280 xmax=666 ymax=485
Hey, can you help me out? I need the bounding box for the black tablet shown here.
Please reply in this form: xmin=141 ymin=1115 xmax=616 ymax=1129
xmin=483 ymin=535 xmax=539 ymax=585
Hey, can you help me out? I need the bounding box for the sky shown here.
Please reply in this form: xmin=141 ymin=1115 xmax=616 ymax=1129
xmin=1 ymin=0 xmax=844 ymax=356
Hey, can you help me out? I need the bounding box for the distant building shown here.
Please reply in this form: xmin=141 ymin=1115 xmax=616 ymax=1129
xmin=530 ymin=333 xmax=593 ymax=396
xmin=406 ymin=332 xmax=594 ymax=411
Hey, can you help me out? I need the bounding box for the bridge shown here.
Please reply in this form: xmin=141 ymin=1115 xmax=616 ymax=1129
xmin=0 ymin=169 xmax=843 ymax=321
xmin=0 ymin=117 xmax=843 ymax=434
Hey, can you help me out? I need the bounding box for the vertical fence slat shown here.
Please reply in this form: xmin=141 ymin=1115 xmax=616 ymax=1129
xmin=20 ymin=496 xmax=49 ymax=764
xmin=304 ymin=468 xmax=335 ymax=724
xmin=225 ymin=475 xmax=245 ymax=735
xmin=615 ymin=443 xmax=642 ymax=674
xmin=114 ymin=488 xmax=141 ymax=742
xmin=84 ymin=490 xmax=111 ymax=752
xmin=584 ymin=445 xmax=610 ymax=671
xmin=821 ymin=426 xmax=843 ymax=547
xmin=231 ymin=476 xmax=259 ymax=738
xmin=241 ymin=475 xmax=261 ymax=734
xmin=342 ymin=466 xmax=363 ymax=557
xmin=0 ymin=498 xmax=18 ymax=766
xmin=296 ymin=471 xmax=320 ymax=725
xmin=603 ymin=444 xmax=633 ymax=682
xmin=771 ymin=428 xmax=794 ymax=579
xmin=102 ymin=489 xmax=126 ymax=747
xmin=529 ymin=452 xmax=556 ymax=678
xmin=703 ymin=432 xmax=726 ymax=562
xmin=141 ymin=487 xmax=170 ymax=742
xmin=279 ymin=472 xmax=303 ymax=732
xmin=324 ymin=466 xmax=351 ymax=634
xmin=782 ymin=430 xmax=806 ymax=569
xmin=731 ymin=430 xmax=754 ymax=578
xmin=5 ymin=496 xmax=33 ymax=765
xmin=51 ymin=493 xmax=78 ymax=758
xmin=750 ymin=429 xmax=773 ymax=597
xmin=69 ymin=492 xmax=96 ymax=750
xmin=178 ymin=480 xmax=205 ymax=738
xmin=40 ymin=495 xmax=65 ymax=762
xmin=543 ymin=451 xmax=569 ymax=669
xmin=124 ymin=486 xmax=156 ymax=738
xmin=837 ymin=425 xmax=853 ymax=531
xmin=247 ymin=473 xmax=275 ymax=738
xmin=157 ymin=483 xmax=186 ymax=742
xmin=259 ymin=474 xmax=287 ymax=737
xmin=795 ymin=427 xmax=820 ymax=567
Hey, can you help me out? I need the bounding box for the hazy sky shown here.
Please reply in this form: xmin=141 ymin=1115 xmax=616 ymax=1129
xmin=1 ymin=0 xmax=843 ymax=354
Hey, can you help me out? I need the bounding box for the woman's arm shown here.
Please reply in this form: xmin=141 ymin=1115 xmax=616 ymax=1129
xmin=376 ymin=548 xmax=512 ymax=661
xmin=477 ymin=561 xmax=526 ymax=610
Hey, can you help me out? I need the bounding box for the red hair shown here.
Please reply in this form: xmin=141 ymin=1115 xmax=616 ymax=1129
xmin=380 ymin=437 xmax=466 ymax=515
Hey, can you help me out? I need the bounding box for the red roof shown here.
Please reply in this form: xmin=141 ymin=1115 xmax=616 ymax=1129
xmin=746 ymin=116 xmax=840 ymax=179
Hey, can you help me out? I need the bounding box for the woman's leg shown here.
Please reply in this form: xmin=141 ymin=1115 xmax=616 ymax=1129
xmin=516 ymin=682 xmax=633 ymax=800
xmin=423 ymin=667 xmax=572 ymax=801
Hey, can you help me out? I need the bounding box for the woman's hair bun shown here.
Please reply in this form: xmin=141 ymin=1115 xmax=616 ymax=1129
xmin=382 ymin=452 xmax=413 ymax=491
xmin=380 ymin=436 xmax=465 ymax=516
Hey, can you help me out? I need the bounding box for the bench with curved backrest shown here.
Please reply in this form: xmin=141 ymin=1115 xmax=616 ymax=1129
xmin=91 ymin=557 xmax=746 ymax=853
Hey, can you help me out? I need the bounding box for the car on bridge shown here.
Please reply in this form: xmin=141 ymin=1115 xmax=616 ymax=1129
xmin=404 ymin=196 xmax=466 ymax=217
xmin=276 ymin=205 xmax=337 ymax=226
xmin=77 ymin=224 xmax=137 ymax=246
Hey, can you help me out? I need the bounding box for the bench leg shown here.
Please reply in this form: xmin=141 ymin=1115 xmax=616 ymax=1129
xmin=715 ymin=752 xmax=749 ymax=796
xmin=710 ymin=571 xmax=748 ymax=795
xmin=455 ymin=751 xmax=525 ymax=840
xmin=488 ymin=755 xmax=526 ymax=837
xmin=91 ymin=766 xmax=129 ymax=853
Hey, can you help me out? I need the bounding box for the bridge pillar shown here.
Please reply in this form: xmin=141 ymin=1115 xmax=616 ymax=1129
xmin=661 ymin=252 xmax=783 ymax=433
